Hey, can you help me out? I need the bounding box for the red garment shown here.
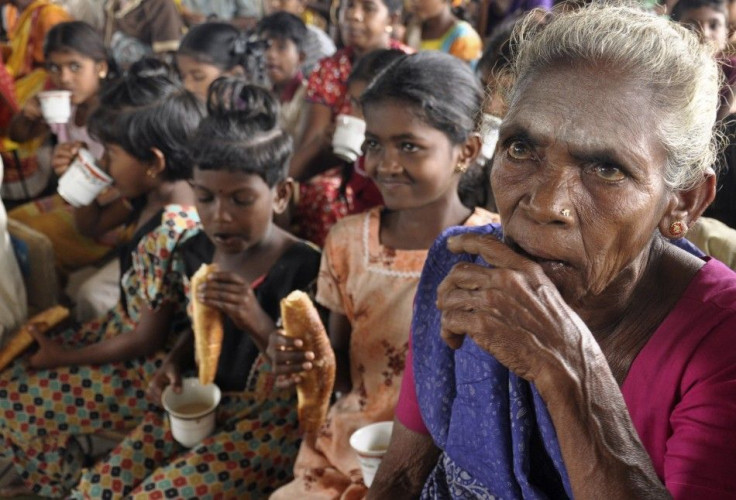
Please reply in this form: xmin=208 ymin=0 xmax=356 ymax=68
xmin=305 ymin=40 xmax=411 ymax=118
xmin=396 ymin=258 xmax=736 ymax=498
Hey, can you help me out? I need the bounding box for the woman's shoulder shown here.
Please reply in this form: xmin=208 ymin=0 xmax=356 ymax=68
xmin=325 ymin=208 xmax=375 ymax=242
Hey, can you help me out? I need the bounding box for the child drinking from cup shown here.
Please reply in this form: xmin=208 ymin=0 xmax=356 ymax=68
xmin=269 ymin=52 xmax=499 ymax=498
xmin=8 ymin=21 xmax=134 ymax=300
xmin=0 ymin=65 xmax=204 ymax=499
xmin=291 ymin=48 xmax=404 ymax=246
xmin=289 ymin=0 xmax=411 ymax=181
xmin=74 ymin=79 xmax=322 ymax=498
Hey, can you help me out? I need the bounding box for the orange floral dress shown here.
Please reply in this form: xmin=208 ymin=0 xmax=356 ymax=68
xmin=271 ymin=206 xmax=499 ymax=499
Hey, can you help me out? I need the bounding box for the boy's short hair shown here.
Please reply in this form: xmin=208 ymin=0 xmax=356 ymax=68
xmin=671 ymin=0 xmax=728 ymax=21
xmin=256 ymin=12 xmax=308 ymax=51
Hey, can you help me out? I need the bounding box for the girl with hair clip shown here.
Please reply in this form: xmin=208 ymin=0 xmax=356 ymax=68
xmin=73 ymin=78 xmax=322 ymax=498
xmin=269 ymin=51 xmax=500 ymax=499
xmin=0 ymin=62 xmax=204 ymax=499
xmin=288 ymin=0 xmax=412 ymax=181
xmin=176 ymin=21 xmax=249 ymax=102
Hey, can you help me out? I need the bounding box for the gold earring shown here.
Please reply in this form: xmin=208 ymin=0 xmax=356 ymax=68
xmin=146 ymin=169 xmax=157 ymax=179
xmin=99 ymin=71 xmax=107 ymax=78
xmin=668 ymin=220 xmax=687 ymax=238
xmin=454 ymin=162 xmax=468 ymax=174
xmin=385 ymin=25 xmax=394 ymax=34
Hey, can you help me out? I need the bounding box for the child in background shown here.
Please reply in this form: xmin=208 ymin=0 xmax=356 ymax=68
xmin=672 ymin=0 xmax=736 ymax=118
xmin=257 ymin=12 xmax=309 ymax=137
xmin=265 ymin=0 xmax=336 ymax=75
xmin=0 ymin=64 xmax=203 ymax=499
xmin=409 ymin=0 xmax=482 ymax=64
xmin=269 ymin=52 xmax=499 ymax=498
xmin=292 ymin=48 xmax=404 ymax=246
xmin=176 ymin=22 xmax=247 ymax=102
xmin=289 ymin=0 xmax=411 ymax=181
xmin=75 ymin=80 xmax=321 ymax=498
xmin=8 ymin=22 xmax=131 ymax=310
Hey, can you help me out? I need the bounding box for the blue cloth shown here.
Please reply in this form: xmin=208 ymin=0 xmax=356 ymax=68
xmin=411 ymin=224 xmax=704 ymax=499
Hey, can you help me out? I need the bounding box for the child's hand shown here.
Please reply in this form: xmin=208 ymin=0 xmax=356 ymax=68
xmin=51 ymin=141 xmax=85 ymax=177
xmin=266 ymin=329 xmax=315 ymax=389
xmin=147 ymin=360 xmax=182 ymax=407
xmin=27 ymin=324 xmax=67 ymax=370
xmin=196 ymin=271 xmax=272 ymax=335
xmin=21 ymin=96 xmax=43 ymax=121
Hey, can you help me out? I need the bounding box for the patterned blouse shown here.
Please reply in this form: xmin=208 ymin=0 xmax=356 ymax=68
xmin=305 ymin=40 xmax=411 ymax=118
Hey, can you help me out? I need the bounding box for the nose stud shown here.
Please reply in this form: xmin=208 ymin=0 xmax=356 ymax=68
xmin=560 ymin=208 xmax=571 ymax=217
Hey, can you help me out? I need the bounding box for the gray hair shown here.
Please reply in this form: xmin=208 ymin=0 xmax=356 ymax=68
xmin=509 ymin=3 xmax=721 ymax=191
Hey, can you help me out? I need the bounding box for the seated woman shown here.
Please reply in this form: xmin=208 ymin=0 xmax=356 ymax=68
xmin=369 ymin=4 xmax=736 ymax=498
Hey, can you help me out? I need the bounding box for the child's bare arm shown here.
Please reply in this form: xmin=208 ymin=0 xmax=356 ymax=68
xmin=28 ymin=303 xmax=175 ymax=369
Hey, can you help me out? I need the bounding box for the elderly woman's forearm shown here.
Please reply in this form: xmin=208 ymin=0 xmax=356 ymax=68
xmin=540 ymin=350 xmax=671 ymax=499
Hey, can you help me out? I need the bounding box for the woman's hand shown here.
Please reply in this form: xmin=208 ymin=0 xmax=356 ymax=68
xmin=51 ymin=141 xmax=84 ymax=177
xmin=265 ymin=329 xmax=314 ymax=389
xmin=147 ymin=358 xmax=182 ymax=407
xmin=436 ymin=233 xmax=593 ymax=389
xmin=27 ymin=324 xmax=68 ymax=370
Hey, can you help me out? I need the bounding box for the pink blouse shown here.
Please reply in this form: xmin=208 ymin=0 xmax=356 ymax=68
xmin=397 ymin=258 xmax=736 ymax=498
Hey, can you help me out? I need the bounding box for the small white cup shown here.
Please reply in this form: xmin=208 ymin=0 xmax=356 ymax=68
xmin=349 ymin=421 xmax=394 ymax=487
xmin=57 ymin=149 xmax=113 ymax=207
xmin=332 ymin=114 xmax=366 ymax=163
xmin=38 ymin=90 xmax=72 ymax=124
xmin=162 ymin=378 xmax=221 ymax=448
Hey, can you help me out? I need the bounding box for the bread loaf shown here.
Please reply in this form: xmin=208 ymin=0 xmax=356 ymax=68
xmin=280 ymin=290 xmax=335 ymax=434
xmin=0 ymin=305 xmax=70 ymax=371
xmin=191 ymin=264 xmax=224 ymax=386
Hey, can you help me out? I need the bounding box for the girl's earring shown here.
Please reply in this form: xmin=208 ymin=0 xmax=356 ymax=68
xmin=146 ymin=169 xmax=158 ymax=179
xmin=99 ymin=71 xmax=107 ymax=78
xmin=454 ymin=162 xmax=468 ymax=174
xmin=385 ymin=25 xmax=394 ymax=34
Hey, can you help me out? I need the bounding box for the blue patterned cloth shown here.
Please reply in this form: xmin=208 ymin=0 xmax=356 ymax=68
xmin=411 ymin=223 xmax=705 ymax=499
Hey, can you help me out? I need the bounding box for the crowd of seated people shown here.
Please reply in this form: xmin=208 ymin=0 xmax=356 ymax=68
xmin=0 ymin=0 xmax=735 ymax=498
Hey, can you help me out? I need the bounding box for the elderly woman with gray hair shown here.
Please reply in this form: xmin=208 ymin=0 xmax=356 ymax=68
xmin=368 ymin=4 xmax=736 ymax=499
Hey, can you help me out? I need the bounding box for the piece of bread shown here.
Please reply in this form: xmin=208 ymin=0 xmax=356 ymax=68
xmin=280 ymin=290 xmax=336 ymax=434
xmin=191 ymin=263 xmax=224 ymax=386
xmin=0 ymin=305 xmax=70 ymax=371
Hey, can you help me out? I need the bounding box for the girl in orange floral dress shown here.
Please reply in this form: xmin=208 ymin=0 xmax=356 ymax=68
xmin=269 ymin=51 xmax=500 ymax=499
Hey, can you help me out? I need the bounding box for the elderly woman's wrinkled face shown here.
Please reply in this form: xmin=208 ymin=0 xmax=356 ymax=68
xmin=491 ymin=65 xmax=673 ymax=305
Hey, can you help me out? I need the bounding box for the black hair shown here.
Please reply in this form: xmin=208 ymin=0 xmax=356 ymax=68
xmin=347 ymin=48 xmax=405 ymax=85
xmin=477 ymin=19 xmax=516 ymax=81
xmin=88 ymin=59 xmax=205 ymax=182
xmin=671 ymin=0 xmax=728 ymax=21
xmin=190 ymin=77 xmax=292 ymax=187
xmin=177 ymin=22 xmax=247 ymax=71
xmin=256 ymin=12 xmax=308 ymax=51
xmin=361 ymin=51 xmax=489 ymax=208
xmin=43 ymin=21 xmax=118 ymax=77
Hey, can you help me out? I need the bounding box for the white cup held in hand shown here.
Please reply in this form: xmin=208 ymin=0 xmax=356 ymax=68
xmin=162 ymin=378 xmax=221 ymax=448
xmin=38 ymin=90 xmax=72 ymax=124
xmin=57 ymin=149 xmax=113 ymax=207
xmin=332 ymin=114 xmax=366 ymax=163
xmin=349 ymin=421 xmax=394 ymax=487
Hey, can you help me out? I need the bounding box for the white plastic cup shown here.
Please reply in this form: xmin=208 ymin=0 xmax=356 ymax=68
xmin=38 ymin=90 xmax=72 ymax=124
xmin=332 ymin=114 xmax=366 ymax=163
xmin=162 ymin=378 xmax=221 ymax=448
xmin=57 ymin=148 xmax=113 ymax=207
xmin=349 ymin=421 xmax=394 ymax=487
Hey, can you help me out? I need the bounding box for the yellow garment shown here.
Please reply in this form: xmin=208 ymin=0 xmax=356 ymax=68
xmin=686 ymin=217 xmax=736 ymax=270
xmin=6 ymin=0 xmax=71 ymax=78
xmin=419 ymin=20 xmax=482 ymax=63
